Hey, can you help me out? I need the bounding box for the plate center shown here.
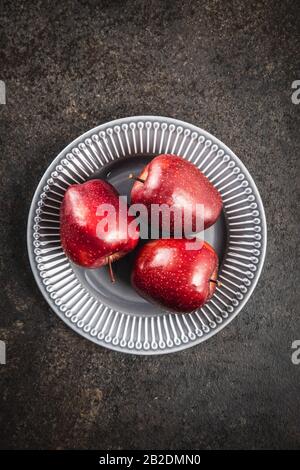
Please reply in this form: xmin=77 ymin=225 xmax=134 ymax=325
xmin=73 ymin=155 xmax=227 ymax=316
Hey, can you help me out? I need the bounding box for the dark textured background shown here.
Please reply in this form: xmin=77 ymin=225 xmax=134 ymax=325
xmin=0 ymin=0 xmax=299 ymax=450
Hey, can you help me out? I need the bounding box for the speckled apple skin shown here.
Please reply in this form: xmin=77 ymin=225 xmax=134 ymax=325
xmin=60 ymin=179 xmax=139 ymax=268
xmin=131 ymin=154 xmax=223 ymax=233
xmin=131 ymin=238 xmax=219 ymax=313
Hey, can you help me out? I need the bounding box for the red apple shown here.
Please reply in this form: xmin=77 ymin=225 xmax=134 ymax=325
xmin=130 ymin=154 xmax=223 ymax=234
xmin=131 ymin=238 xmax=219 ymax=313
xmin=60 ymin=179 xmax=139 ymax=273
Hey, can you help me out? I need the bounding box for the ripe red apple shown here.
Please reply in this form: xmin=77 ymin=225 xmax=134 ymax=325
xmin=131 ymin=238 xmax=219 ymax=313
xmin=60 ymin=179 xmax=139 ymax=273
xmin=130 ymin=154 xmax=223 ymax=233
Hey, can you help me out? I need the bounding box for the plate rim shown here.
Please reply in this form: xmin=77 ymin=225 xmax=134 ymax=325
xmin=27 ymin=115 xmax=267 ymax=355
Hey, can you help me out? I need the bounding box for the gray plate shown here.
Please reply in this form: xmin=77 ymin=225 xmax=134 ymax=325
xmin=27 ymin=116 xmax=267 ymax=354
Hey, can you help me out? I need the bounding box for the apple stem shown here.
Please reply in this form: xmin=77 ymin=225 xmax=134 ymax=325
xmin=108 ymin=256 xmax=115 ymax=283
xmin=129 ymin=173 xmax=145 ymax=184
xmin=210 ymin=279 xmax=222 ymax=287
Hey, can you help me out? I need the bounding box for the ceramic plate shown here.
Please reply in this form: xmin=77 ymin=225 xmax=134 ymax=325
xmin=27 ymin=116 xmax=267 ymax=354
